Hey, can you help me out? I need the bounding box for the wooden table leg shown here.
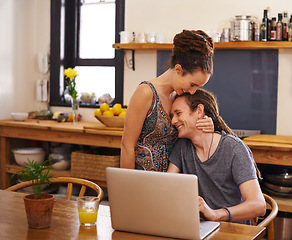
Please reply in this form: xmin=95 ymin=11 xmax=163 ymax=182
xmin=0 ymin=137 xmax=11 ymax=189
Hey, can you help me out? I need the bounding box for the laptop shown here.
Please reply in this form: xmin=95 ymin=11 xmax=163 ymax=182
xmin=106 ymin=167 xmax=220 ymax=240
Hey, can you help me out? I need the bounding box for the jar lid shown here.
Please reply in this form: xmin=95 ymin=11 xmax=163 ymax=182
xmin=235 ymin=15 xmax=251 ymax=20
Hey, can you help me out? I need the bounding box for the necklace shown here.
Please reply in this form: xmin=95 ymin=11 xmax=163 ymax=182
xmin=207 ymin=133 xmax=214 ymax=160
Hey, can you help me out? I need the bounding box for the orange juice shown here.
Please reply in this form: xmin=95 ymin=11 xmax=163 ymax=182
xmin=78 ymin=208 xmax=98 ymax=225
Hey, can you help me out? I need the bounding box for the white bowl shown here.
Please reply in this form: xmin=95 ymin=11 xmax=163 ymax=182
xmin=11 ymin=112 xmax=28 ymax=121
xmin=12 ymin=148 xmax=45 ymax=166
xmin=51 ymin=160 xmax=70 ymax=171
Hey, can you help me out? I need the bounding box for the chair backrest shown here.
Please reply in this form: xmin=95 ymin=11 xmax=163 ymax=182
xmin=5 ymin=177 xmax=104 ymax=201
xmin=252 ymin=193 xmax=278 ymax=240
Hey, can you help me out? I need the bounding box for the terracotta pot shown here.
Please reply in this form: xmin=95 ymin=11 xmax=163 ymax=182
xmin=23 ymin=193 xmax=55 ymax=228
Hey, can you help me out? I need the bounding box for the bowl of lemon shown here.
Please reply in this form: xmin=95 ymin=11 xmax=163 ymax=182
xmin=94 ymin=103 xmax=126 ymax=128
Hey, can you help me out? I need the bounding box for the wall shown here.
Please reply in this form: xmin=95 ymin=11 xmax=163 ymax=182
xmin=0 ymin=0 xmax=50 ymax=118
xmin=0 ymin=0 xmax=291 ymax=135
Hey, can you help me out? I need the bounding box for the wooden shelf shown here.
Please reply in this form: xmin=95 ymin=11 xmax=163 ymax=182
xmin=6 ymin=164 xmax=71 ymax=177
xmin=113 ymin=41 xmax=292 ymax=50
xmin=113 ymin=43 xmax=173 ymax=50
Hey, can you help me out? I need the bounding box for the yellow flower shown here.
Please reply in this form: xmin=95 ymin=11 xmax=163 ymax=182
xmin=64 ymin=68 xmax=79 ymax=81
xmin=64 ymin=67 xmax=78 ymax=101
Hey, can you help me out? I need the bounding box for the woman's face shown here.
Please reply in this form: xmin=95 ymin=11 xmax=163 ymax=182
xmin=174 ymin=67 xmax=210 ymax=95
xmin=171 ymin=97 xmax=199 ymax=139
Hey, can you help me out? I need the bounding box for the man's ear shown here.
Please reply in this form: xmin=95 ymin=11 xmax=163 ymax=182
xmin=175 ymin=64 xmax=183 ymax=75
xmin=196 ymin=104 xmax=205 ymax=119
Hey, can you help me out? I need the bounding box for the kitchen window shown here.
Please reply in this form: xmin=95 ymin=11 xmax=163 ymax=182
xmin=50 ymin=0 xmax=125 ymax=107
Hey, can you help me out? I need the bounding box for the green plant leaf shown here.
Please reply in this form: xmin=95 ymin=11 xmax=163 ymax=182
xmin=11 ymin=158 xmax=56 ymax=199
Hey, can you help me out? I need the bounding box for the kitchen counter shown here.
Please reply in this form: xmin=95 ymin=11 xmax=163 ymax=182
xmin=243 ymin=134 xmax=292 ymax=213
xmin=243 ymin=134 xmax=292 ymax=166
xmin=0 ymin=119 xmax=123 ymax=189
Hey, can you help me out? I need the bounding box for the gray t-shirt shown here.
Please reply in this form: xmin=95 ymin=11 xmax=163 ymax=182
xmin=169 ymin=132 xmax=257 ymax=224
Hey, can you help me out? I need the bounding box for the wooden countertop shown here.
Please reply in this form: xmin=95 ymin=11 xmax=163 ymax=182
xmin=243 ymin=134 xmax=292 ymax=151
xmin=0 ymin=119 xmax=123 ymax=136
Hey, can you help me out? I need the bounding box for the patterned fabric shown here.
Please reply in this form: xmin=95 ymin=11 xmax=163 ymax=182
xmin=135 ymin=81 xmax=178 ymax=172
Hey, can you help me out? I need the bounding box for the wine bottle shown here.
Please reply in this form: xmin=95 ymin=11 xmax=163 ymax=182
xmin=262 ymin=9 xmax=269 ymax=41
xmin=283 ymin=11 xmax=289 ymax=41
xmin=270 ymin=17 xmax=277 ymax=41
xmin=276 ymin=13 xmax=283 ymax=41
xmin=288 ymin=15 xmax=292 ymax=41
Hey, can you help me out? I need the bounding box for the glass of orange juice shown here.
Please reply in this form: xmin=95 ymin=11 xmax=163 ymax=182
xmin=77 ymin=196 xmax=100 ymax=226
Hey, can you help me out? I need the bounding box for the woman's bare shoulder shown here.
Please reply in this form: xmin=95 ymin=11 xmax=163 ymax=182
xmin=132 ymin=82 xmax=154 ymax=99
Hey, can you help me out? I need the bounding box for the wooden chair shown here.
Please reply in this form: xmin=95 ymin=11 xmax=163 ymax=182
xmin=252 ymin=193 xmax=278 ymax=240
xmin=5 ymin=177 xmax=104 ymax=201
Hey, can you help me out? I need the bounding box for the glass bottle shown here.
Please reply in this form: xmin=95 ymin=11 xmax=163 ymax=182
xmin=254 ymin=23 xmax=261 ymax=41
xmin=262 ymin=9 xmax=269 ymax=41
xmin=289 ymin=15 xmax=292 ymax=41
xmin=276 ymin=13 xmax=283 ymax=41
xmin=283 ymin=11 xmax=289 ymax=41
xmin=268 ymin=18 xmax=271 ymax=40
xmin=270 ymin=18 xmax=277 ymax=41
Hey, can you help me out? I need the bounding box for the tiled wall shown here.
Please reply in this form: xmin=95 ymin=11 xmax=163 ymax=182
xmin=157 ymin=50 xmax=278 ymax=134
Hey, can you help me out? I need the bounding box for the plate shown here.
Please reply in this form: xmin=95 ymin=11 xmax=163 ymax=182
xmin=95 ymin=115 xmax=125 ymax=128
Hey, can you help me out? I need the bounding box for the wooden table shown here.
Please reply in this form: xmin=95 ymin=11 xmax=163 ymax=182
xmin=0 ymin=119 xmax=123 ymax=189
xmin=0 ymin=190 xmax=266 ymax=240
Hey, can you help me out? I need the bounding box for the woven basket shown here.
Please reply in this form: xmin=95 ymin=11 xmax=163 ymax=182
xmin=71 ymin=148 xmax=120 ymax=182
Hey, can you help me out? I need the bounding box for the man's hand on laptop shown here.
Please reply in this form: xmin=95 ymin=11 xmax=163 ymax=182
xmin=198 ymin=196 xmax=229 ymax=222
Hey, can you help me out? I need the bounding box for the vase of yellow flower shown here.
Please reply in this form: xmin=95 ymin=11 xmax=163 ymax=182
xmin=64 ymin=67 xmax=79 ymax=125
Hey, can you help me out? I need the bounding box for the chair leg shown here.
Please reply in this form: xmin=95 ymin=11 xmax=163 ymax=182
xmin=67 ymin=183 xmax=73 ymax=200
xmin=79 ymin=185 xmax=87 ymax=197
xmin=267 ymin=221 xmax=274 ymax=240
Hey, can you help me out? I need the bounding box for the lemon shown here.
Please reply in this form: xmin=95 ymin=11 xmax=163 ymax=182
xmin=67 ymin=114 xmax=73 ymax=122
xmin=100 ymin=103 xmax=110 ymax=113
xmin=113 ymin=103 xmax=122 ymax=109
xmin=118 ymin=111 xmax=126 ymax=117
xmin=103 ymin=110 xmax=114 ymax=117
xmin=111 ymin=105 xmax=122 ymax=116
xmin=121 ymin=108 xmax=127 ymax=112
xmin=94 ymin=109 xmax=102 ymax=116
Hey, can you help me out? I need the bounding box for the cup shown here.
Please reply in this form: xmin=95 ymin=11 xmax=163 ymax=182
xmin=147 ymin=32 xmax=156 ymax=43
xmin=156 ymin=33 xmax=165 ymax=43
xmin=77 ymin=196 xmax=100 ymax=226
xmin=137 ymin=33 xmax=147 ymax=43
xmin=119 ymin=31 xmax=132 ymax=43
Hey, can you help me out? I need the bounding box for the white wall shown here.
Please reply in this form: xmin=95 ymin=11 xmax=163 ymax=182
xmin=0 ymin=0 xmax=50 ymax=119
xmin=0 ymin=0 xmax=291 ymax=135
xmin=277 ymin=49 xmax=292 ymax=135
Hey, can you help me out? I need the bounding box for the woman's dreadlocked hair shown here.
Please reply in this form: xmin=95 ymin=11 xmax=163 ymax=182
xmin=170 ymin=30 xmax=214 ymax=75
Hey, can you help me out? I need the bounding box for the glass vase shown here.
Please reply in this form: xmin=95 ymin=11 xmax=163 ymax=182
xmin=71 ymin=98 xmax=79 ymax=125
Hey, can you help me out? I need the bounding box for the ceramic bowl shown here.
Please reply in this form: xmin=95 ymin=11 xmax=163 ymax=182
xmin=95 ymin=115 xmax=125 ymax=128
xmin=51 ymin=160 xmax=70 ymax=171
xmin=11 ymin=112 xmax=28 ymax=121
xmin=12 ymin=148 xmax=45 ymax=166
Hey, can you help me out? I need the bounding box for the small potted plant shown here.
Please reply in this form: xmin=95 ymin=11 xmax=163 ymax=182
xmin=12 ymin=158 xmax=56 ymax=228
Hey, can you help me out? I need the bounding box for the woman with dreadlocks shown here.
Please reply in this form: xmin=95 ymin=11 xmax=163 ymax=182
xmin=121 ymin=30 xmax=215 ymax=171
